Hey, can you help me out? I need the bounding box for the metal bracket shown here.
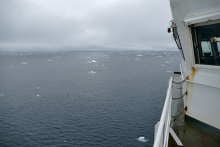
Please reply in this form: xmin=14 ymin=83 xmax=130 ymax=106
xmin=169 ymin=127 xmax=184 ymax=147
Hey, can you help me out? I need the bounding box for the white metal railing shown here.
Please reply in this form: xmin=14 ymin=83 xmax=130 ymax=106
xmin=153 ymin=77 xmax=173 ymax=147
xmin=153 ymin=76 xmax=183 ymax=147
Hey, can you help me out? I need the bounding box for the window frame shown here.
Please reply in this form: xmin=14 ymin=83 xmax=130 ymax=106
xmin=190 ymin=20 xmax=220 ymax=67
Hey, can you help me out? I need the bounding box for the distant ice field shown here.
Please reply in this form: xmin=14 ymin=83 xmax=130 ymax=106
xmin=0 ymin=51 xmax=181 ymax=147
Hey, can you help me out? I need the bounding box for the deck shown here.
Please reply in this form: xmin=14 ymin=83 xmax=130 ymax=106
xmin=168 ymin=73 xmax=220 ymax=147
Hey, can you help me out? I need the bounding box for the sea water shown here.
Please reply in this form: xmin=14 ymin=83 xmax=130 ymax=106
xmin=0 ymin=51 xmax=181 ymax=147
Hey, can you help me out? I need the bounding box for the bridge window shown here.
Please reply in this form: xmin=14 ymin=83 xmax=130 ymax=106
xmin=191 ymin=23 xmax=220 ymax=66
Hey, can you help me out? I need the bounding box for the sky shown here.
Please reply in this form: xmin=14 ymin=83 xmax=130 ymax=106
xmin=0 ymin=0 xmax=177 ymax=52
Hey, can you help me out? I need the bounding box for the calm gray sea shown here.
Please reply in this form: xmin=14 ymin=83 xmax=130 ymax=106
xmin=0 ymin=51 xmax=181 ymax=147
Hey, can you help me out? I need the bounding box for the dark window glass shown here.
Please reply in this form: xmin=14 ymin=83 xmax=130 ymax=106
xmin=191 ymin=23 xmax=220 ymax=66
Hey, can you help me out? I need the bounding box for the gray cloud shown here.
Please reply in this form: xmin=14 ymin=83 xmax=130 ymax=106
xmin=0 ymin=0 xmax=176 ymax=51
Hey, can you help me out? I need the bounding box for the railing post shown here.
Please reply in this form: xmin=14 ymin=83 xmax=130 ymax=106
xmin=153 ymin=77 xmax=173 ymax=147
xmin=154 ymin=122 xmax=160 ymax=142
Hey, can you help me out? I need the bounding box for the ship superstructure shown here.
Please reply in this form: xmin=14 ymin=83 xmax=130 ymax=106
xmin=154 ymin=0 xmax=220 ymax=146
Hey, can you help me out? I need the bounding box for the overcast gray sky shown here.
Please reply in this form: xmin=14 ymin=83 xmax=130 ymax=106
xmin=0 ymin=0 xmax=176 ymax=52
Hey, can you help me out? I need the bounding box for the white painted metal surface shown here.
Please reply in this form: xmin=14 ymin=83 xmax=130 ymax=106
xmin=168 ymin=127 xmax=183 ymax=146
xmin=153 ymin=76 xmax=184 ymax=147
xmin=153 ymin=77 xmax=172 ymax=147
xmin=169 ymin=0 xmax=220 ymax=130
xmin=184 ymin=11 xmax=220 ymax=25
xmin=154 ymin=0 xmax=220 ymax=146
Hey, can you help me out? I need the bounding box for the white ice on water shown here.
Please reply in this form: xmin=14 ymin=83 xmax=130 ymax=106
xmin=88 ymin=60 xmax=97 ymax=63
xmin=89 ymin=71 xmax=96 ymax=74
xmin=136 ymin=136 xmax=148 ymax=142
xmin=166 ymin=61 xmax=172 ymax=63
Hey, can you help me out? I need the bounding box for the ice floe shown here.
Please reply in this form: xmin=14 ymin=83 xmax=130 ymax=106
xmin=137 ymin=54 xmax=143 ymax=57
xmin=136 ymin=136 xmax=148 ymax=142
xmin=88 ymin=60 xmax=97 ymax=63
xmin=166 ymin=61 xmax=172 ymax=63
xmin=37 ymin=95 xmax=41 ymax=97
xmin=46 ymin=59 xmax=53 ymax=61
xmin=0 ymin=94 xmax=4 ymax=97
xmin=89 ymin=71 xmax=96 ymax=74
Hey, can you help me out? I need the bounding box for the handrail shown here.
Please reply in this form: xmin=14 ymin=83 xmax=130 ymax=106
xmin=186 ymin=80 xmax=220 ymax=89
xmin=180 ymin=64 xmax=220 ymax=89
xmin=153 ymin=77 xmax=173 ymax=147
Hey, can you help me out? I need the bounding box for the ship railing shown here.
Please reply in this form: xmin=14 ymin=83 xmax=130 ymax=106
xmin=153 ymin=76 xmax=183 ymax=147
